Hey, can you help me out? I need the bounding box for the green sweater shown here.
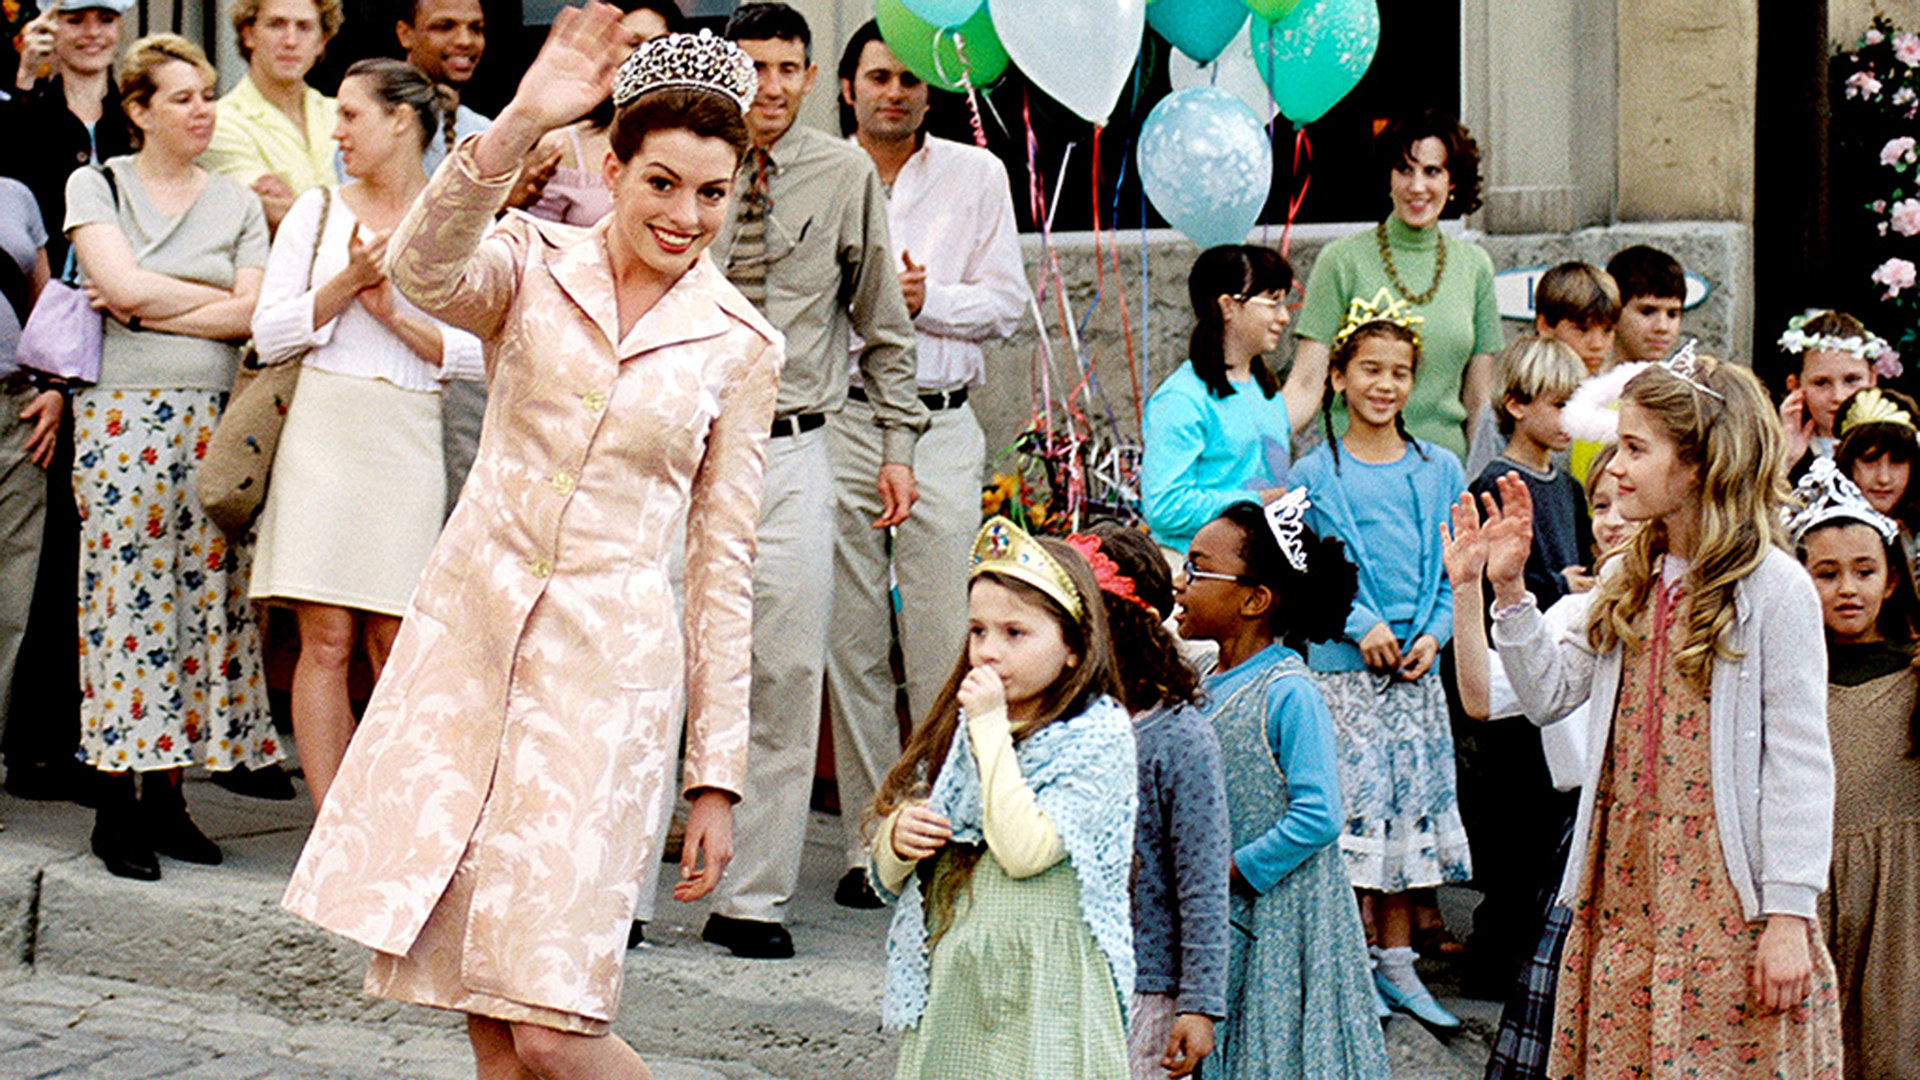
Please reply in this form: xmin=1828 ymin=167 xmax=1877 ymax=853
xmin=1296 ymin=217 xmax=1503 ymax=460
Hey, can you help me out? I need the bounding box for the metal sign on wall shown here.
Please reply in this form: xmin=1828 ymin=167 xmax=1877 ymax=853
xmin=1494 ymin=266 xmax=1711 ymax=322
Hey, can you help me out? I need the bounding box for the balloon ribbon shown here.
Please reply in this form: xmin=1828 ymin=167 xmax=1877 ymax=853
xmin=1281 ymin=128 xmax=1312 ymax=258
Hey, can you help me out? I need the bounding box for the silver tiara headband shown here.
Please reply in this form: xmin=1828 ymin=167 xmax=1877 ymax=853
xmin=612 ymin=30 xmax=757 ymax=113
xmin=1264 ymin=488 xmax=1312 ymax=573
xmin=1661 ymin=339 xmax=1724 ymax=401
xmin=1786 ymin=456 xmax=1899 ymax=546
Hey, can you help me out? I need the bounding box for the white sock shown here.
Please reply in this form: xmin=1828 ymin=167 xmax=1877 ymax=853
xmin=1374 ymin=945 xmax=1425 ymax=996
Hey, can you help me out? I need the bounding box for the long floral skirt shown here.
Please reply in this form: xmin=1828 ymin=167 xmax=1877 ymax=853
xmin=1314 ymin=669 xmax=1472 ymax=892
xmin=72 ymin=388 xmax=279 ymax=773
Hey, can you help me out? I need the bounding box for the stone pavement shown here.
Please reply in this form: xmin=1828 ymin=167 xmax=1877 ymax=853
xmin=0 ymin=774 xmax=1497 ymax=1079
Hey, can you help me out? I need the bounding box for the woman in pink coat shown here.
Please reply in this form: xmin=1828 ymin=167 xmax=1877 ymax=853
xmin=281 ymin=13 xmax=782 ymax=1079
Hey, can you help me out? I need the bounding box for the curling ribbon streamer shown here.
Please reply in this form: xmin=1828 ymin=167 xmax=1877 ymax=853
xmin=1280 ymin=128 xmax=1312 ymax=257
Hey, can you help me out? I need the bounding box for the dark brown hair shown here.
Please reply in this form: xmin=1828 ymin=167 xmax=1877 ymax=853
xmin=1086 ymin=521 xmax=1198 ymax=713
xmin=1836 ymin=387 xmax=1920 ymax=536
xmin=1319 ymin=321 xmax=1427 ymax=473
xmin=1535 ymin=261 xmax=1622 ymax=330
xmin=1375 ymin=110 xmax=1482 ymax=216
xmin=343 ymin=58 xmax=455 ymax=154
xmin=609 ymin=86 xmax=751 ymax=164
xmin=1186 ymin=245 xmax=1293 ymax=400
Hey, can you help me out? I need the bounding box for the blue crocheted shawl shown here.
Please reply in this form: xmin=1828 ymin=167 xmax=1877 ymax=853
xmin=874 ymin=695 xmax=1138 ymax=1031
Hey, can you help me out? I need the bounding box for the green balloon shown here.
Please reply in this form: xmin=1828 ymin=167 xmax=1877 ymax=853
xmin=876 ymin=0 xmax=1010 ymax=93
xmin=1243 ymin=0 xmax=1301 ymax=19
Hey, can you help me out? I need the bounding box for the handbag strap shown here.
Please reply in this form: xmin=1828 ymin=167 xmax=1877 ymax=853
xmin=307 ymin=186 xmax=331 ymax=291
xmin=60 ymin=163 xmax=121 ymax=286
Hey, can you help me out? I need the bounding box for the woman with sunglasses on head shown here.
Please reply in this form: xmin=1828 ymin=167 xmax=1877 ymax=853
xmin=1142 ymin=244 xmax=1298 ymax=561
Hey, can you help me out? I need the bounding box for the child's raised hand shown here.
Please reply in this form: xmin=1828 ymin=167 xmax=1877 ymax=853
xmin=1358 ymin=623 xmax=1402 ymax=673
xmin=1440 ymin=491 xmax=1488 ymax=589
xmin=1483 ymin=473 xmax=1536 ymax=607
xmin=1779 ymin=387 xmax=1813 ymax=465
xmin=1398 ymin=634 xmax=1440 ymax=681
xmin=890 ymin=803 xmax=953 ymax=861
xmin=1159 ymin=1012 xmax=1216 ymax=1078
xmin=957 ymin=665 xmax=1007 ymax=719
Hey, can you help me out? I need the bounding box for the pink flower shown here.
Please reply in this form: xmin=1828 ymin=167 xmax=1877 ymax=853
xmin=1897 ymin=31 xmax=1920 ymax=66
xmin=1891 ymin=197 xmax=1920 ymax=236
xmin=1898 ymin=87 xmax=1917 ymax=105
xmin=1875 ymin=200 xmax=1889 ymax=213
xmin=1849 ymin=71 xmax=1885 ymax=98
xmin=1882 ymin=135 xmax=1916 ymax=165
xmin=1872 ymin=257 xmax=1917 ymax=299
xmin=1876 ymin=351 xmax=1905 ymax=379
xmin=1868 ymin=27 xmax=1886 ymax=45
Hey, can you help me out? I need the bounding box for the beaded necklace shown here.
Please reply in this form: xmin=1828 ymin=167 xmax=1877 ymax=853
xmin=1374 ymin=220 xmax=1447 ymax=306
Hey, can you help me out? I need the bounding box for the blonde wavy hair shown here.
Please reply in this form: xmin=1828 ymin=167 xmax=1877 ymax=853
xmin=1584 ymin=354 xmax=1789 ymax=692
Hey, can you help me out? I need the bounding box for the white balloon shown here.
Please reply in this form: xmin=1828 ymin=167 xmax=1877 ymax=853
xmin=1167 ymin=20 xmax=1275 ymax=124
xmin=993 ymin=0 xmax=1148 ymax=126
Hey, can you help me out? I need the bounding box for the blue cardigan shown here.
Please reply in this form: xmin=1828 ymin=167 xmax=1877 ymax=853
xmin=1292 ymin=438 xmax=1465 ymax=673
xmin=1141 ymin=361 xmax=1293 ymax=552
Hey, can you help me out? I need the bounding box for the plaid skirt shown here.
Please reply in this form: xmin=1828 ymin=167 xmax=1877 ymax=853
xmin=1484 ymin=904 xmax=1571 ymax=1080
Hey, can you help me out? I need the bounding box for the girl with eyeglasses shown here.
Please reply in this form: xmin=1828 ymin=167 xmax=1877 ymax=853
xmin=1141 ymin=245 xmax=1298 ymax=560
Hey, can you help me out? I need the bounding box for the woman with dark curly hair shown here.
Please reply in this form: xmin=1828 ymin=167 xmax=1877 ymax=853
xmin=1282 ymin=111 xmax=1502 ymax=463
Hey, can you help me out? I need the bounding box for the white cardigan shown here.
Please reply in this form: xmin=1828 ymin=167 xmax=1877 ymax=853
xmin=1492 ymin=546 xmax=1834 ymax=920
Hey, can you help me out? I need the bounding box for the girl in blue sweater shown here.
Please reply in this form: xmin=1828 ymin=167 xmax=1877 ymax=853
xmin=1291 ymin=290 xmax=1470 ymax=1027
xmin=1141 ymin=246 xmax=1298 ymax=555
xmin=1173 ymin=496 xmax=1388 ymax=1078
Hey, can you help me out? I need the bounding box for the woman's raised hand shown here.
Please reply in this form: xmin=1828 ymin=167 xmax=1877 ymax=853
xmin=507 ymin=2 xmax=627 ymax=133
xmin=1483 ymin=471 xmax=1535 ymax=607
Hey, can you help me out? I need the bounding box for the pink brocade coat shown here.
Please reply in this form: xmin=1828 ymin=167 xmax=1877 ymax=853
xmin=282 ymin=140 xmax=784 ymax=1028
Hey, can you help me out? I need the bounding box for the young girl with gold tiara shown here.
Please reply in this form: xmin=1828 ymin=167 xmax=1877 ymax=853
xmin=1484 ymin=345 xmax=1843 ymax=1077
xmin=869 ymin=517 xmax=1136 ymax=1079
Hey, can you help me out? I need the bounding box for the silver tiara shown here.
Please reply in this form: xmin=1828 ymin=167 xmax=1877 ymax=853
xmin=1264 ymin=488 xmax=1312 ymax=573
xmin=1786 ymin=456 xmax=1898 ymax=546
xmin=1661 ymin=339 xmax=1724 ymax=401
xmin=612 ymin=30 xmax=757 ymax=113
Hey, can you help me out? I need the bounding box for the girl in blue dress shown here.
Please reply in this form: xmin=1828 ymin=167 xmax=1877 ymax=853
xmin=1292 ymin=290 xmax=1471 ymax=1027
xmin=1171 ymin=496 xmax=1390 ymax=1079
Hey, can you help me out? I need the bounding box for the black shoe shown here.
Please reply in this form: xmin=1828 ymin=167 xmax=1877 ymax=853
xmin=627 ymin=920 xmax=646 ymax=949
xmin=833 ymin=867 xmax=885 ymax=910
xmin=5 ymin=759 xmax=105 ymax=807
xmin=90 ymin=777 xmax=159 ymax=881
xmin=209 ymin=763 xmax=298 ymax=801
xmin=702 ymin=914 xmax=793 ymax=959
xmin=142 ymin=775 xmax=223 ymax=866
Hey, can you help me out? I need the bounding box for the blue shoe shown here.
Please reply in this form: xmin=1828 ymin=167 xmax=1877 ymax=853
xmin=1371 ymin=978 xmax=1392 ymax=1020
xmin=1373 ymin=969 xmax=1461 ymax=1029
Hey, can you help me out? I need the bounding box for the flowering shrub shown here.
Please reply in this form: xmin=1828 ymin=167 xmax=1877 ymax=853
xmin=1834 ymin=16 xmax=1920 ymax=361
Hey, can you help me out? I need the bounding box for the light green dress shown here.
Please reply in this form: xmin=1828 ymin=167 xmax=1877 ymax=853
xmin=894 ymin=853 xmax=1126 ymax=1078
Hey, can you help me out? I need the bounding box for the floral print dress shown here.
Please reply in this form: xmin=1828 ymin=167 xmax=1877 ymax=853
xmin=72 ymin=388 xmax=277 ymax=772
xmin=1549 ymin=575 xmax=1842 ymax=1079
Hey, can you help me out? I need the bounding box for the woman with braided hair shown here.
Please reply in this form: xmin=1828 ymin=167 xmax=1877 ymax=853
xmin=282 ymin=11 xmax=782 ymax=1078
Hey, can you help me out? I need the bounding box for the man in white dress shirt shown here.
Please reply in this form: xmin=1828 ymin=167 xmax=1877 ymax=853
xmin=824 ymin=21 xmax=1028 ymax=908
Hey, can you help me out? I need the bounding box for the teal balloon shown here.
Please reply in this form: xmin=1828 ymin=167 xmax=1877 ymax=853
xmin=1147 ymin=0 xmax=1247 ymax=64
xmin=900 ymin=0 xmax=982 ymax=29
xmin=1137 ymin=86 xmax=1273 ymax=248
xmin=1251 ymin=0 xmax=1379 ymax=126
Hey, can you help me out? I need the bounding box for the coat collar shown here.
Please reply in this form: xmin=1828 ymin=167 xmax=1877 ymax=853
xmin=535 ymin=215 xmax=765 ymax=361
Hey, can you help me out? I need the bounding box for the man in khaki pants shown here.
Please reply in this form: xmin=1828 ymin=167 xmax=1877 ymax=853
xmin=823 ymin=22 xmax=1027 ymax=909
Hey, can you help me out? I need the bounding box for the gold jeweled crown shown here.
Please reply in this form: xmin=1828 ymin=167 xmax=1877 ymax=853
xmin=970 ymin=517 xmax=1085 ymax=620
xmin=1838 ymin=387 xmax=1917 ymax=439
xmin=612 ymin=30 xmax=757 ymax=113
xmin=1331 ymin=287 xmax=1425 ymax=353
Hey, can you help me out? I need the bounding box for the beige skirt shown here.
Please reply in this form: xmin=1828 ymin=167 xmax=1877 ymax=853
xmin=250 ymin=365 xmax=445 ymax=617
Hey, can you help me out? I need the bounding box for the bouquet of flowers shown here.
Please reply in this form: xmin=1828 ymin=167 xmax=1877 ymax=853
xmin=1834 ymin=15 xmax=1920 ymax=364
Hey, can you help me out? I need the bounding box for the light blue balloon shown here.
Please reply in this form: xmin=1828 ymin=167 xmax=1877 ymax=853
xmin=1146 ymin=0 xmax=1248 ymax=64
xmin=1251 ymin=0 xmax=1379 ymax=126
xmin=1137 ymin=86 xmax=1273 ymax=249
xmin=900 ymin=0 xmax=983 ymax=30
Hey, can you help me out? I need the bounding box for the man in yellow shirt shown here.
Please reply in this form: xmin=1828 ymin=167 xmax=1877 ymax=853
xmin=198 ymin=0 xmax=343 ymax=230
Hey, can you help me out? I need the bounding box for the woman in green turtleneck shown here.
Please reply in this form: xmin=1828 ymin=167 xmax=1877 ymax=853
xmin=1281 ymin=111 xmax=1502 ymax=463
